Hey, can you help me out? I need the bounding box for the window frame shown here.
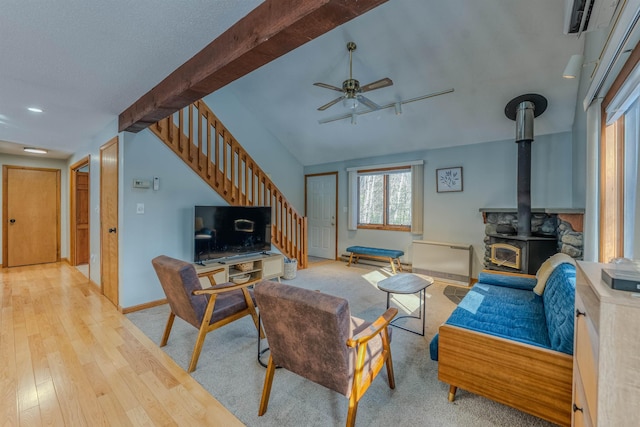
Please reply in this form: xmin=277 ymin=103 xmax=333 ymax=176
xmin=599 ymin=39 xmax=640 ymax=262
xmin=356 ymin=166 xmax=411 ymax=232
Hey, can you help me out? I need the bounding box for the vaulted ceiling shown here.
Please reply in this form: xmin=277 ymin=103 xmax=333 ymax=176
xmin=0 ymin=0 xmax=584 ymax=165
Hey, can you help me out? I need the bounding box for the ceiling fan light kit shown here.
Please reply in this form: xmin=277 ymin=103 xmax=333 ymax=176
xmin=344 ymin=96 xmax=358 ymax=110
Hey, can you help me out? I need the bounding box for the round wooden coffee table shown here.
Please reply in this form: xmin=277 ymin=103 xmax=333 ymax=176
xmin=377 ymin=273 xmax=434 ymax=336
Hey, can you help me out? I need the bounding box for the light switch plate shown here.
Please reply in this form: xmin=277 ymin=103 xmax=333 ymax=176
xmin=136 ymin=203 xmax=144 ymax=214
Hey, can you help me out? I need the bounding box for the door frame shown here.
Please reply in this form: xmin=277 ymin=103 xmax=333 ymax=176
xmin=2 ymin=165 xmax=61 ymax=267
xmin=100 ymin=137 xmax=119 ymax=306
xmin=304 ymin=171 xmax=338 ymax=260
xmin=69 ymin=156 xmax=90 ymax=268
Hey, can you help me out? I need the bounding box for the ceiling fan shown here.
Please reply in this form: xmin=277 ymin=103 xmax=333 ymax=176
xmin=314 ymin=41 xmax=393 ymax=112
xmin=317 ymin=88 xmax=455 ymax=124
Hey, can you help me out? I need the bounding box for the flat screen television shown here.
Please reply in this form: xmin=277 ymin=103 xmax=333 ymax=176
xmin=194 ymin=205 xmax=272 ymax=262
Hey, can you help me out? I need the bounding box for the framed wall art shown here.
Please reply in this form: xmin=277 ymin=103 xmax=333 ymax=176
xmin=436 ymin=167 xmax=463 ymax=193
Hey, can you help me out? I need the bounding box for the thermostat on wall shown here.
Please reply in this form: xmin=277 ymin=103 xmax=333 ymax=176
xmin=133 ymin=179 xmax=151 ymax=189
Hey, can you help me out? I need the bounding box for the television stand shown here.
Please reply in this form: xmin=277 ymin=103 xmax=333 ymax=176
xmin=194 ymin=252 xmax=284 ymax=285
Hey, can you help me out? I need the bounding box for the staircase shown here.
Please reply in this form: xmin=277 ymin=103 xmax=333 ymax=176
xmin=150 ymin=99 xmax=307 ymax=268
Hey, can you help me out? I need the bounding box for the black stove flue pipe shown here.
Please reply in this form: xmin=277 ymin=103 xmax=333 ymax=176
xmin=504 ymin=94 xmax=547 ymax=237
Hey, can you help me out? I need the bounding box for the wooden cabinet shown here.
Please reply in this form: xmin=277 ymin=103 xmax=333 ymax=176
xmin=194 ymin=253 xmax=284 ymax=285
xmin=572 ymin=262 xmax=640 ymax=426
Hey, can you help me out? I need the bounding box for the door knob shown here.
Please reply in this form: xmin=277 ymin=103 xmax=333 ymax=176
xmin=108 ymin=227 xmax=117 ymax=233
xmin=9 ymin=218 xmax=15 ymax=224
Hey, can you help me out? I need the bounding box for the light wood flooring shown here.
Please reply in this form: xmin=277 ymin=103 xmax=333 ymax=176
xmin=0 ymin=262 xmax=244 ymax=427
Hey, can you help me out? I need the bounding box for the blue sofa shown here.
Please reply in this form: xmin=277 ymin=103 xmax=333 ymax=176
xmin=430 ymin=262 xmax=576 ymax=427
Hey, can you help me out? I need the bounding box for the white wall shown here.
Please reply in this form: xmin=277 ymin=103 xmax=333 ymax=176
xmin=66 ymin=119 xmax=119 ymax=286
xmin=305 ymin=131 xmax=573 ymax=277
xmin=119 ymin=129 xmax=228 ymax=307
xmin=0 ymin=154 xmax=70 ymax=262
xmin=572 ymin=8 xmax=640 ymax=261
xmin=203 ymin=87 xmax=305 ymax=212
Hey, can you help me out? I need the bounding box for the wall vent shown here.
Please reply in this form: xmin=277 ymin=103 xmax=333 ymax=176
xmin=563 ymin=0 xmax=619 ymax=35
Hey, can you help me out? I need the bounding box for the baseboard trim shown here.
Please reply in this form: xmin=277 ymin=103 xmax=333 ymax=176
xmin=122 ymin=298 xmax=168 ymax=314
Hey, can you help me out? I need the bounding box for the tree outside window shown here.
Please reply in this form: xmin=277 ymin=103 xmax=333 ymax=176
xmin=358 ymin=168 xmax=411 ymax=230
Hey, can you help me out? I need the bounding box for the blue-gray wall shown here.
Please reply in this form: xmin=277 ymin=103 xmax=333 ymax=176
xmin=305 ymin=131 xmax=573 ymax=276
xmin=0 ymin=102 xmax=576 ymax=308
xmin=117 ymin=90 xmax=307 ymax=307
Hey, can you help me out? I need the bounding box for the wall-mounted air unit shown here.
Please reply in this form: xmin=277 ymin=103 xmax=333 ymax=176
xmin=563 ymin=0 xmax=619 ymax=35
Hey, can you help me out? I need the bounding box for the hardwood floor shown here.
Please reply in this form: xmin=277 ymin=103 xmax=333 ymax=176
xmin=0 ymin=262 xmax=244 ymax=426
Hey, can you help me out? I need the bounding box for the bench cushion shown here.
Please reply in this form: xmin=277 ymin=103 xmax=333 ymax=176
xmin=346 ymin=246 xmax=404 ymax=258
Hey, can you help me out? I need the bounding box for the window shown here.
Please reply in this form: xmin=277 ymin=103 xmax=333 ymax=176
xmin=357 ymin=168 xmax=411 ymax=230
xmin=600 ymin=41 xmax=640 ymax=261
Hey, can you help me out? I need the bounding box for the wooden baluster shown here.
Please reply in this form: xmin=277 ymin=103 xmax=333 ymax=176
xmin=206 ymin=113 xmax=212 ymax=180
xmin=222 ymin=134 xmax=229 ymax=197
xmin=188 ymin=104 xmax=194 ymax=163
xmin=178 ymin=109 xmax=184 ymax=155
xmin=214 ymin=126 xmax=221 ymax=189
xmin=149 ymin=99 xmax=307 ymax=265
xmin=197 ymin=103 xmax=203 ymax=171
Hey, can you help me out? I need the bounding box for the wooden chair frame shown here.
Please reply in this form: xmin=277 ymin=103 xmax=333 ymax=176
xmin=160 ymin=268 xmax=264 ymax=373
xmin=258 ymin=307 xmax=397 ymax=427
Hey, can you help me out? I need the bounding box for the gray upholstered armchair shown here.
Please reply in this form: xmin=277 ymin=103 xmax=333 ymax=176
xmin=151 ymin=255 xmax=262 ymax=372
xmin=254 ymin=280 xmax=397 ymax=427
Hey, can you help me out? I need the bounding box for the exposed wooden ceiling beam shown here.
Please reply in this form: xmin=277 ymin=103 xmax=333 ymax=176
xmin=119 ymin=0 xmax=389 ymax=133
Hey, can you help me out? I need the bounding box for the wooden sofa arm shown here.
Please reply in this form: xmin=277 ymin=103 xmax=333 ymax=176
xmin=438 ymin=324 xmax=572 ymax=427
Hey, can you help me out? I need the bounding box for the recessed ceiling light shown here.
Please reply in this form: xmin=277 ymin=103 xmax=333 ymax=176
xmin=27 ymin=107 xmax=43 ymax=113
xmin=23 ymin=147 xmax=48 ymax=154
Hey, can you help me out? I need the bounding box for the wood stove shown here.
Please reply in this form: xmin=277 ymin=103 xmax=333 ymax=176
xmin=488 ymin=234 xmax=556 ymax=275
xmin=485 ymin=94 xmax=558 ymax=275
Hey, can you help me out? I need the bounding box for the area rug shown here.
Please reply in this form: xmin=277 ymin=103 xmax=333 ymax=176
xmin=443 ymin=285 xmax=471 ymax=304
xmin=127 ymin=261 xmax=553 ymax=427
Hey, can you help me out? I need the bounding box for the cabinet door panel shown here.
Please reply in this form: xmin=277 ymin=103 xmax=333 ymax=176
xmin=575 ymin=312 xmax=597 ymax=423
xmin=262 ymin=257 xmax=284 ymax=279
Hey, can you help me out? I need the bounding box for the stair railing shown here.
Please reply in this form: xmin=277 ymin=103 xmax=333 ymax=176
xmin=150 ymin=100 xmax=307 ymax=268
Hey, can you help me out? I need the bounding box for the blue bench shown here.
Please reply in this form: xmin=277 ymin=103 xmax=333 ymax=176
xmin=346 ymin=246 xmax=404 ymax=273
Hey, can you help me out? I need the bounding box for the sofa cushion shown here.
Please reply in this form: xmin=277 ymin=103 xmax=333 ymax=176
xmin=443 ymin=282 xmax=550 ymax=348
xmin=542 ymin=263 xmax=576 ymax=355
xmin=477 ymin=271 xmax=537 ymax=290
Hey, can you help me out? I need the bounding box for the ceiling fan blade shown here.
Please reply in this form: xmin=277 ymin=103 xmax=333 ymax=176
xmin=318 ymin=113 xmax=352 ymax=124
xmin=313 ymin=82 xmax=343 ymax=92
xmin=401 ymin=88 xmax=455 ymax=105
xmin=360 ymin=77 xmax=393 ymax=93
xmin=318 ymin=95 xmax=345 ymax=111
xmin=357 ymin=95 xmax=381 ymax=111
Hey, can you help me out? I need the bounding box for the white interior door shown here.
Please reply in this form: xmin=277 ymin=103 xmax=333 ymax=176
xmin=306 ymin=173 xmax=337 ymax=259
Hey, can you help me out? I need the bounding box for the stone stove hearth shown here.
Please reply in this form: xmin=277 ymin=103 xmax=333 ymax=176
xmin=480 ymin=208 xmax=585 ymax=274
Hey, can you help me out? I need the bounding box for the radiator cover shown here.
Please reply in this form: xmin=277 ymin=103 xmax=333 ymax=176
xmin=412 ymin=240 xmax=472 ymax=286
